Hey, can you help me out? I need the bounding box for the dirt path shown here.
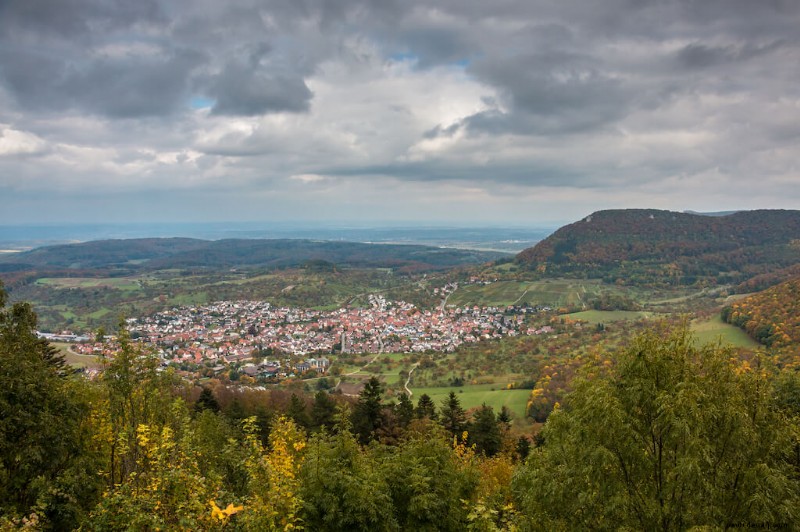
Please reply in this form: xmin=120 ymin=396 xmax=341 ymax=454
xmin=404 ymin=362 xmax=420 ymax=397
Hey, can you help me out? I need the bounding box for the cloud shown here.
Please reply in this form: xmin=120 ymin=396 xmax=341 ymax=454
xmin=0 ymin=0 xmax=799 ymax=224
xmin=0 ymin=125 xmax=47 ymax=156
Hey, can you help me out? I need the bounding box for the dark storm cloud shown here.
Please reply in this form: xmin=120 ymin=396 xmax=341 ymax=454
xmin=675 ymin=40 xmax=787 ymax=70
xmin=204 ymin=44 xmax=313 ymax=116
xmin=0 ymin=0 xmax=321 ymax=119
xmin=1 ymin=0 xmax=799 ymax=224
xmin=0 ymin=0 xmax=163 ymax=40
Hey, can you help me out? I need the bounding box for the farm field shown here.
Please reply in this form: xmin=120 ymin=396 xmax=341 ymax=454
xmin=36 ymin=277 xmax=142 ymax=290
xmin=691 ymin=313 xmax=760 ymax=349
xmin=53 ymin=342 xmax=105 ymax=369
xmin=410 ymin=383 xmax=531 ymax=419
xmin=565 ymin=309 xmax=655 ymax=323
xmin=447 ymin=279 xmax=634 ymax=308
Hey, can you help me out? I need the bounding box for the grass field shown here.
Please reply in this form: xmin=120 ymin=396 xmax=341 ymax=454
xmin=447 ymin=279 xmax=628 ymax=308
xmin=691 ymin=313 xmax=760 ymax=349
xmin=410 ymin=383 xmax=530 ymax=419
xmin=53 ymin=342 xmax=105 ymax=369
xmin=37 ymin=277 xmax=141 ymax=291
xmin=565 ymin=309 xmax=654 ymax=323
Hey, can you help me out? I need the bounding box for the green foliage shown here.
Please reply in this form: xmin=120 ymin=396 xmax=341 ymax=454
xmin=195 ymin=387 xmax=220 ymax=413
xmin=379 ymin=425 xmax=479 ymax=531
xmin=311 ymin=390 xmax=337 ymax=431
xmin=513 ymin=324 xmax=800 ymax=530
xmin=415 ymin=393 xmax=438 ymax=420
xmin=101 ymin=324 xmax=181 ymax=487
xmin=468 ymin=405 xmax=502 ymax=457
xmin=0 ymin=283 xmax=100 ymax=529
xmin=299 ymin=410 xmax=397 ymax=531
xmin=440 ymin=391 xmax=467 ymax=438
xmin=352 ymin=377 xmax=385 ymax=444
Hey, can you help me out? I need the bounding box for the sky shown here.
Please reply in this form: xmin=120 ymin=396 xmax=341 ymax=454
xmin=1 ymin=0 xmax=799 ymax=226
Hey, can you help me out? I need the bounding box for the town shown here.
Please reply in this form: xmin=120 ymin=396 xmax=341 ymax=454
xmin=70 ymin=292 xmax=551 ymax=381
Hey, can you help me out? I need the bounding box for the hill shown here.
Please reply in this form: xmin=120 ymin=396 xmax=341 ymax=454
xmin=722 ymin=276 xmax=800 ymax=355
xmin=0 ymin=238 xmax=506 ymax=272
xmin=515 ymin=209 xmax=800 ymax=286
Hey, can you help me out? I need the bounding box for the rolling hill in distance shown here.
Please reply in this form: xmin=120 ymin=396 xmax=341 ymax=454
xmin=0 ymin=238 xmax=508 ymax=272
xmin=515 ymin=209 xmax=800 ymax=287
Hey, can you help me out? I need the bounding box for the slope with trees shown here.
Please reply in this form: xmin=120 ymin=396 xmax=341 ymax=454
xmin=515 ymin=209 xmax=800 ymax=286
xmin=723 ymin=276 xmax=800 ymax=362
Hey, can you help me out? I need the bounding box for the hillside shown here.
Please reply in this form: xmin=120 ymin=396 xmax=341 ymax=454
xmin=515 ymin=209 xmax=800 ymax=286
xmin=0 ymin=238 xmax=506 ymax=272
xmin=722 ymin=276 xmax=800 ymax=354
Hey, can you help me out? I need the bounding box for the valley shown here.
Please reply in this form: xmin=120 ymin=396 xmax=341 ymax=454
xmin=5 ymin=209 xmax=797 ymax=423
xmin=3 ymin=208 xmax=800 ymax=530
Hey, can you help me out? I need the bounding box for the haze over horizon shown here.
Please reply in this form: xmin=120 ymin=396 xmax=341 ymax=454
xmin=2 ymin=0 xmax=799 ymax=225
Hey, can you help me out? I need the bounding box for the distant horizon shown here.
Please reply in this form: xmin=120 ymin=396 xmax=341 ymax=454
xmin=0 ymin=221 xmax=559 ymax=254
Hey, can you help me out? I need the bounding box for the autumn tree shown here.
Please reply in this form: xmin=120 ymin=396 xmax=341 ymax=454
xmin=513 ymin=324 xmax=800 ymax=530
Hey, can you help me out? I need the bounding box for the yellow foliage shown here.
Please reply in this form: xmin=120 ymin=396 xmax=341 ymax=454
xmin=210 ymin=500 xmax=244 ymax=521
xmin=241 ymin=415 xmax=306 ymax=530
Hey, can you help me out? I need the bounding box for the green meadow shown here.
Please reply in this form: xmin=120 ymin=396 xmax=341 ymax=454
xmin=691 ymin=313 xmax=760 ymax=349
xmin=410 ymin=383 xmax=531 ymax=419
xmin=565 ymin=309 xmax=653 ymax=323
xmin=37 ymin=277 xmax=141 ymax=291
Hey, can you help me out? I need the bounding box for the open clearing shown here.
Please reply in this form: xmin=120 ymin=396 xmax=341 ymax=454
xmin=565 ymin=309 xmax=654 ymax=323
xmin=53 ymin=342 xmax=105 ymax=369
xmin=691 ymin=313 xmax=760 ymax=349
xmin=37 ymin=277 xmax=141 ymax=290
xmin=411 ymin=383 xmax=530 ymax=419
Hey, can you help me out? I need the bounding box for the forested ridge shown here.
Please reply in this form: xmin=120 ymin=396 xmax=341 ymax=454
xmin=515 ymin=209 xmax=800 ymax=286
xmin=723 ymin=276 xmax=800 ymax=361
xmin=0 ymin=238 xmax=505 ymax=273
xmin=2 ymin=282 xmax=799 ymax=531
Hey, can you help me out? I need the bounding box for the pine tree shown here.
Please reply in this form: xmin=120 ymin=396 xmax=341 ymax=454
xmin=0 ymin=283 xmax=98 ymax=528
xmin=440 ymin=391 xmax=466 ymax=437
xmin=468 ymin=404 xmax=501 ymax=456
xmin=311 ymin=390 xmax=337 ymax=431
xmin=415 ymin=393 xmax=438 ymax=420
xmin=395 ymin=392 xmax=414 ymax=428
xmin=352 ymin=376 xmax=385 ymax=443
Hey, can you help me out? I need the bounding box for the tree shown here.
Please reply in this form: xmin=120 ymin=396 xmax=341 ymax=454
xmin=468 ymin=404 xmax=502 ymax=457
xmin=439 ymin=391 xmax=466 ymax=438
xmin=352 ymin=377 xmax=385 ymax=444
xmin=100 ymin=323 xmax=178 ymax=488
xmin=415 ymin=393 xmax=438 ymax=420
xmin=0 ymin=283 xmax=99 ymax=529
xmin=379 ymin=424 xmax=478 ymax=530
xmin=300 ymin=408 xmax=397 ymax=530
xmin=195 ymin=386 xmax=220 ymax=413
xmin=287 ymin=393 xmax=311 ymax=429
xmin=395 ymin=392 xmax=414 ymax=428
xmin=496 ymin=405 xmax=512 ymax=426
xmin=513 ymin=324 xmax=800 ymax=530
xmin=311 ymin=390 xmax=337 ymax=431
